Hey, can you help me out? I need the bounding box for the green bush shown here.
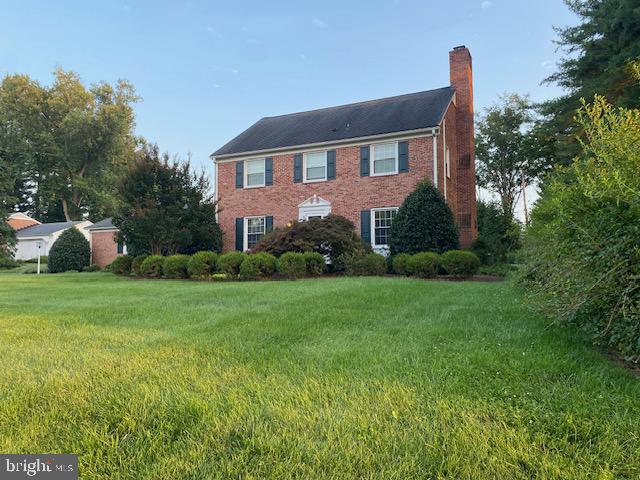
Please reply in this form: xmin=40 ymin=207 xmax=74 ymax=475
xmin=252 ymin=252 xmax=277 ymax=276
xmin=472 ymin=201 xmax=521 ymax=264
xmin=109 ymin=255 xmax=133 ymax=275
xmin=187 ymin=251 xmax=218 ymax=277
xmin=83 ymin=264 xmax=101 ymax=272
xmin=25 ymin=256 xmax=48 ymax=264
xmin=163 ymin=255 xmax=190 ymax=279
xmin=440 ymin=250 xmax=480 ymax=276
xmin=408 ymin=252 xmax=441 ymax=278
xmin=140 ymin=255 xmax=166 ymax=278
xmin=218 ymin=252 xmax=247 ymax=275
xmin=276 ymin=252 xmax=306 ymax=278
xmin=131 ymin=254 xmax=149 ymax=276
xmin=239 ymin=255 xmax=262 ymax=280
xmin=389 ymin=181 xmax=459 ymax=255
xmin=0 ymin=257 xmax=18 ymax=269
xmin=345 ymin=252 xmax=387 ymax=276
xmin=303 ymin=252 xmax=325 ymax=276
xmin=392 ymin=253 xmax=412 ymax=276
xmin=478 ymin=263 xmax=517 ymax=278
xmin=48 ymin=228 xmax=91 ymax=273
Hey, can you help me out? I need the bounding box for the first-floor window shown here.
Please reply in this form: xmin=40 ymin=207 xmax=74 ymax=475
xmin=372 ymin=208 xmax=398 ymax=246
xmin=246 ymin=216 xmax=266 ymax=249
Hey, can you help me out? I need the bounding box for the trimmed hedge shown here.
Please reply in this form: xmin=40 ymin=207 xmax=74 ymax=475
xmin=163 ymin=255 xmax=190 ymax=279
xmin=277 ymin=252 xmax=306 ymax=278
xmin=110 ymin=255 xmax=133 ymax=275
xmin=140 ymin=255 xmax=166 ymax=278
xmin=252 ymin=252 xmax=277 ymax=276
xmin=131 ymin=254 xmax=149 ymax=276
xmin=239 ymin=255 xmax=262 ymax=280
xmin=392 ymin=253 xmax=412 ymax=276
xmin=48 ymin=228 xmax=91 ymax=273
xmin=345 ymin=253 xmax=387 ymax=276
xmin=218 ymin=252 xmax=246 ymax=276
xmin=187 ymin=251 xmax=218 ymax=277
xmin=409 ymin=252 xmax=441 ymax=278
xmin=303 ymin=252 xmax=325 ymax=276
xmin=440 ymin=250 xmax=480 ymax=276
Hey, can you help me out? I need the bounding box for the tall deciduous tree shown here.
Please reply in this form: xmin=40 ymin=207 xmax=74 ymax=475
xmin=113 ymin=144 xmax=222 ymax=256
xmin=475 ymin=94 xmax=542 ymax=218
xmin=0 ymin=69 xmax=139 ymax=221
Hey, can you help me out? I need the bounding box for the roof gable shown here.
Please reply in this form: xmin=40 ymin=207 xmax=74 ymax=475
xmin=214 ymin=87 xmax=454 ymax=157
xmin=16 ymin=221 xmax=85 ymax=238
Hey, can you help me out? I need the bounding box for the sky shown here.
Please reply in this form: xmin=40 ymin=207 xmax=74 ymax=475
xmin=1 ymin=0 xmax=577 ymax=218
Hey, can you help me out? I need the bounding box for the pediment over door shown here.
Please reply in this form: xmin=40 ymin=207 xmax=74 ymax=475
xmin=298 ymin=195 xmax=331 ymax=220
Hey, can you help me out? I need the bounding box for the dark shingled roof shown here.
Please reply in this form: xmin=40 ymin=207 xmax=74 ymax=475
xmin=16 ymin=221 xmax=83 ymax=238
xmin=214 ymin=86 xmax=455 ymax=157
xmin=86 ymin=218 xmax=116 ymax=230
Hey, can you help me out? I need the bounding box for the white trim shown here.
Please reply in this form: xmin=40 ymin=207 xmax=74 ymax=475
xmin=370 ymin=141 xmax=399 ymax=177
xmin=244 ymin=157 xmax=266 ymax=188
xmin=298 ymin=195 xmax=332 ymax=220
xmin=243 ymin=215 xmax=266 ymax=251
xmin=303 ymin=150 xmax=327 ymax=183
xmin=212 ymin=127 xmax=439 ymax=163
xmin=432 ymin=133 xmax=438 ymax=188
xmin=370 ymin=207 xmax=399 ymax=250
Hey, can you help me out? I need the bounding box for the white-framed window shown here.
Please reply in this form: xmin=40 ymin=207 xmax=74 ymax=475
xmin=245 ymin=158 xmax=266 ymax=188
xmin=304 ymin=151 xmax=327 ymax=182
xmin=245 ymin=216 xmax=266 ymax=250
xmin=371 ymin=208 xmax=398 ymax=247
xmin=371 ymin=142 xmax=398 ymax=176
xmin=445 ymin=147 xmax=451 ymax=179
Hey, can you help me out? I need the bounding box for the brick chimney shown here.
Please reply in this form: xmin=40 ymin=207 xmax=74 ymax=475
xmin=449 ymin=46 xmax=477 ymax=248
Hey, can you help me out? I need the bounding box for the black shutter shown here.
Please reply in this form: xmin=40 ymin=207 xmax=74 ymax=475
xmin=360 ymin=210 xmax=371 ymax=244
xmin=235 ymin=161 xmax=244 ymax=188
xmin=265 ymin=157 xmax=273 ymax=185
xmin=360 ymin=146 xmax=370 ymax=177
xmin=235 ymin=217 xmax=244 ymax=251
xmin=327 ymin=150 xmax=336 ymax=180
xmin=398 ymin=141 xmax=409 ymax=173
xmin=293 ymin=154 xmax=303 ymax=183
xmin=265 ymin=216 xmax=274 ymax=233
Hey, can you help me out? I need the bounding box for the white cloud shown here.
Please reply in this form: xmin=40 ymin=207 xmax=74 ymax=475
xmin=312 ymin=18 xmax=328 ymax=28
xmin=480 ymin=0 xmax=494 ymax=9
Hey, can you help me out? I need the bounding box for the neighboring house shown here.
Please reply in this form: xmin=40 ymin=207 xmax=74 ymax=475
xmin=86 ymin=218 xmax=126 ymax=267
xmin=8 ymin=212 xmax=41 ymax=231
xmin=212 ymin=46 xmax=477 ymax=254
xmin=14 ymin=220 xmax=93 ymax=260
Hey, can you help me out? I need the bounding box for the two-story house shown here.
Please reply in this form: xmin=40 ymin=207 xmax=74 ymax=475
xmin=212 ymin=46 xmax=477 ymax=254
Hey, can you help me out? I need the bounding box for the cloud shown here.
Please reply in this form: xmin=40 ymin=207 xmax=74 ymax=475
xmin=312 ymin=18 xmax=328 ymax=28
xmin=480 ymin=0 xmax=494 ymax=9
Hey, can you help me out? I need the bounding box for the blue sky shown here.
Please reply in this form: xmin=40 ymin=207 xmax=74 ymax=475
xmin=2 ymin=0 xmax=575 ymax=185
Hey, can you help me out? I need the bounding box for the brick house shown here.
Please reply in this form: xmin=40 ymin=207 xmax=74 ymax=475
xmin=212 ymin=46 xmax=477 ymax=254
xmin=86 ymin=218 xmax=126 ymax=267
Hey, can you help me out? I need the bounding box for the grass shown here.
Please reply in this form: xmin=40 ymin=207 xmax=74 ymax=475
xmin=0 ymin=273 xmax=638 ymax=479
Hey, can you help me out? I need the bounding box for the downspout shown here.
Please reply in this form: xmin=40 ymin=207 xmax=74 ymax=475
xmin=442 ymin=121 xmax=447 ymax=200
xmin=432 ymin=133 xmax=438 ymax=189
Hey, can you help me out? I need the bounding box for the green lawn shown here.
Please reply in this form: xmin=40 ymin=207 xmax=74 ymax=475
xmin=0 ymin=273 xmax=638 ymax=479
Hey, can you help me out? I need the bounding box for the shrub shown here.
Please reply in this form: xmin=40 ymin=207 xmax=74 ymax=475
xmin=110 ymin=255 xmax=133 ymax=275
xmin=218 ymin=252 xmax=246 ymax=275
xmin=389 ymin=181 xmax=459 ymax=255
xmin=163 ymin=255 xmax=190 ymax=279
xmin=48 ymin=228 xmax=91 ymax=273
xmin=392 ymin=253 xmax=412 ymax=276
xmin=303 ymin=252 xmax=325 ymax=276
xmin=25 ymin=256 xmax=48 ymax=264
xmin=472 ymin=201 xmax=521 ymax=264
xmin=84 ymin=264 xmax=101 ymax=272
xmin=131 ymin=254 xmax=149 ymax=276
xmin=254 ymin=215 xmax=366 ymax=267
xmin=0 ymin=257 xmax=18 ymax=269
xmin=345 ymin=252 xmax=387 ymax=276
xmin=253 ymin=252 xmax=277 ymax=276
xmin=187 ymin=251 xmax=218 ymax=277
xmin=276 ymin=252 xmax=306 ymax=278
xmin=239 ymin=255 xmax=262 ymax=280
xmin=140 ymin=255 xmax=166 ymax=278
xmin=409 ymin=252 xmax=441 ymax=278
xmin=440 ymin=250 xmax=480 ymax=276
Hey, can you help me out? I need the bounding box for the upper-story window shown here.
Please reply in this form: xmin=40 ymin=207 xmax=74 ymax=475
xmin=245 ymin=158 xmax=266 ymax=187
xmin=371 ymin=208 xmax=398 ymax=247
xmin=304 ymin=151 xmax=327 ymax=182
xmin=371 ymin=142 xmax=398 ymax=176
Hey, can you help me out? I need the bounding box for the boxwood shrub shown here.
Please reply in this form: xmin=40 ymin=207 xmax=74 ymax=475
xmin=163 ymin=255 xmax=190 ymax=279
xmin=440 ymin=250 xmax=480 ymax=276
xmin=239 ymin=255 xmax=262 ymax=280
xmin=110 ymin=255 xmax=133 ymax=275
xmin=218 ymin=252 xmax=247 ymax=275
xmin=131 ymin=254 xmax=149 ymax=276
xmin=345 ymin=253 xmax=387 ymax=276
xmin=392 ymin=253 xmax=412 ymax=276
xmin=277 ymin=252 xmax=306 ymax=279
xmin=187 ymin=251 xmax=218 ymax=277
xmin=303 ymin=252 xmax=325 ymax=276
xmin=48 ymin=228 xmax=91 ymax=273
xmin=140 ymin=255 xmax=166 ymax=278
xmin=252 ymin=252 xmax=277 ymax=276
xmin=409 ymin=252 xmax=441 ymax=278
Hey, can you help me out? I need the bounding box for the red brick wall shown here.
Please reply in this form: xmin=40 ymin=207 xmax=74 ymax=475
xmin=91 ymin=230 xmax=121 ymax=267
xmin=217 ymin=136 xmax=436 ymax=251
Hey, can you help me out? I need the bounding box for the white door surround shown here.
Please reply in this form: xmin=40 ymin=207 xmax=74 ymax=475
xmin=298 ymin=195 xmax=331 ymax=221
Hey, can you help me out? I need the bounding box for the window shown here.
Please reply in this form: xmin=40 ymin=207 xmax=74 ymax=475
xmin=304 ymin=151 xmax=327 ymax=182
xmin=372 ymin=208 xmax=398 ymax=246
xmin=245 ymin=158 xmax=265 ymax=187
xmin=245 ymin=216 xmax=266 ymax=250
xmin=371 ymin=142 xmax=398 ymax=175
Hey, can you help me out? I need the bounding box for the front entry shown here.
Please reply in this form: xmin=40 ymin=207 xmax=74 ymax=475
xmin=298 ymin=194 xmax=331 ymax=221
